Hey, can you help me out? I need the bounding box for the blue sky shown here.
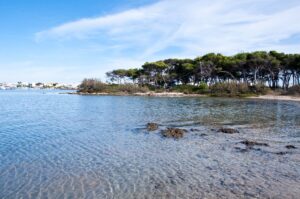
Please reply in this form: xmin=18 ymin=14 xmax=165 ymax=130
xmin=0 ymin=0 xmax=300 ymax=83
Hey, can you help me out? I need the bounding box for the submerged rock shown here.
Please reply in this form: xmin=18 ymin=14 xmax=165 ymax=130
xmin=234 ymin=147 xmax=248 ymax=153
xmin=218 ymin=128 xmax=239 ymax=134
xmin=235 ymin=140 xmax=269 ymax=153
xmin=161 ymin=128 xmax=187 ymax=139
xmin=286 ymin=145 xmax=297 ymax=149
xmin=240 ymin=140 xmax=269 ymax=147
xmin=147 ymin=123 xmax=158 ymax=131
xmin=275 ymin=151 xmax=289 ymax=155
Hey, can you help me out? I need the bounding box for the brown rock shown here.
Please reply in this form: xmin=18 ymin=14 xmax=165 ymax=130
xmin=161 ymin=128 xmax=187 ymax=139
xmin=147 ymin=123 xmax=158 ymax=131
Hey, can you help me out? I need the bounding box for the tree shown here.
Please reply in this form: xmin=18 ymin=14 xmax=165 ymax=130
xmin=103 ymin=51 xmax=300 ymax=91
xmin=142 ymin=61 xmax=168 ymax=87
xmin=126 ymin=68 xmax=139 ymax=84
xmin=106 ymin=69 xmax=128 ymax=84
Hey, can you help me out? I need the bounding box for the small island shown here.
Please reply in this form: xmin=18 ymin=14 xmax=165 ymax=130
xmin=75 ymin=51 xmax=300 ymax=100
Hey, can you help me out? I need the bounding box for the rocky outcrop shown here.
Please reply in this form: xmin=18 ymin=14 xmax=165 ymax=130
xmin=161 ymin=128 xmax=187 ymax=139
xmin=147 ymin=123 xmax=159 ymax=131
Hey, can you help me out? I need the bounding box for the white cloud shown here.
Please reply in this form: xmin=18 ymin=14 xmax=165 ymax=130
xmin=35 ymin=0 xmax=300 ymax=64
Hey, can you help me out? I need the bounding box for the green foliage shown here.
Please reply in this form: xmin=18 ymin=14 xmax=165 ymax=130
xmin=83 ymin=50 xmax=300 ymax=95
xmin=283 ymin=85 xmax=300 ymax=96
xmin=250 ymin=83 xmax=270 ymax=95
xmin=209 ymin=82 xmax=269 ymax=97
xmin=79 ymin=78 xmax=107 ymax=93
xmin=171 ymin=84 xmax=209 ymax=94
xmin=199 ymin=82 xmax=208 ymax=90
xmin=109 ymin=84 xmax=149 ymax=94
xmin=78 ymin=79 xmax=149 ymax=94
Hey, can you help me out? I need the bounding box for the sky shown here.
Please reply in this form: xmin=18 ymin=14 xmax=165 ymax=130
xmin=0 ymin=0 xmax=300 ymax=83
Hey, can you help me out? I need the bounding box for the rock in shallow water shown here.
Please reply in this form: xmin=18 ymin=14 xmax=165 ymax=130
xmin=161 ymin=128 xmax=187 ymax=139
xmin=218 ymin=128 xmax=239 ymax=134
xmin=241 ymin=140 xmax=269 ymax=147
xmin=286 ymin=145 xmax=297 ymax=149
xmin=147 ymin=123 xmax=159 ymax=131
xmin=275 ymin=151 xmax=289 ymax=155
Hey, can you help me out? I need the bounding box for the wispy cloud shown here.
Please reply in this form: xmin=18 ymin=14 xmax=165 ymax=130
xmin=31 ymin=0 xmax=300 ymax=83
xmin=36 ymin=0 xmax=300 ymax=56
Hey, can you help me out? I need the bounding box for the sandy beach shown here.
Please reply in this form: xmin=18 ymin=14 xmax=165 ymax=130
xmin=133 ymin=92 xmax=206 ymax=97
xmin=69 ymin=91 xmax=206 ymax=97
xmin=248 ymin=95 xmax=300 ymax=102
xmin=68 ymin=92 xmax=300 ymax=101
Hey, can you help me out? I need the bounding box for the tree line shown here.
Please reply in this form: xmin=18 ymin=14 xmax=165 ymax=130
xmin=106 ymin=51 xmax=300 ymax=90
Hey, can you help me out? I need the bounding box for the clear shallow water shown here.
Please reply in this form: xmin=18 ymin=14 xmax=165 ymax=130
xmin=0 ymin=90 xmax=299 ymax=199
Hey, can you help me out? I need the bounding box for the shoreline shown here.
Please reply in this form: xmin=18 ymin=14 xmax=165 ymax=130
xmin=67 ymin=91 xmax=207 ymax=97
xmin=66 ymin=91 xmax=300 ymax=101
xmin=247 ymin=95 xmax=300 ymax=102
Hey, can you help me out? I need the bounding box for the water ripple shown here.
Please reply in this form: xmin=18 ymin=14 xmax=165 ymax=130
xmin=0 ymin=90 xmax=299 ymax=198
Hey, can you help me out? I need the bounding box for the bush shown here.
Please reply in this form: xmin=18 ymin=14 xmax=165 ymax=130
xmin=284 ymin=85 xmax=300 ymax=96
xmin=78 ymin=79 xmax=149 ymax=94
xmin=199 ymin=82 xmax=209 ymax=90
xmin=78 ymin=78 xmax=107 ymax=93
xmin=110 ymin=84 xmax=149 ymax=94
xmin=170 ymin=84 xmax=209 ymax=94
xmin=209 ymin=82 xmax=267 ymax=97
xmin=249 ymin=83 xmax=270 ymax=95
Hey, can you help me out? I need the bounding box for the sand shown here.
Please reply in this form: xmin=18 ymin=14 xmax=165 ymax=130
xmin=248 ymin=95 xmax=300 ymax=102
xmin=67 ymin=92 xmax=300 ymax=101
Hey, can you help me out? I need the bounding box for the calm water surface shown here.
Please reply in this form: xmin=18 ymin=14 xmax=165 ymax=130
xmin=0 ymin=90 xmax=299 ymax=198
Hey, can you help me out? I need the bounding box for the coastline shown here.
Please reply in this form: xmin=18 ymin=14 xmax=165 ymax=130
xmin=67 ymin=91 xmax=207 ymax=97
xmin=247 ymin=95 xmax=300 ymax=102
xmin=133 ymin=92 xmax=206 ymax=97
xmin=66 ymin=91 xmax=300 ymax=101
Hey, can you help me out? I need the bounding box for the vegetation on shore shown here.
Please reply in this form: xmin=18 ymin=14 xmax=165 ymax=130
xmin=79 ymin=51 xmax=300 ymax=97
xmin=78 ymin=79 xmax=149 ymax=94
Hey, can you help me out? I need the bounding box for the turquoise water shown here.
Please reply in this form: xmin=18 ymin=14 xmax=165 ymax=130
xmin=0 ymin=90 xmax=299 ymax=198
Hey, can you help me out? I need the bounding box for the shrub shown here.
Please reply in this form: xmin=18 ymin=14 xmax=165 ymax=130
xmin=112 ymin=84 xmax=149 ymax=94
xmin=170 ymin=84 xmax=209 ymax=94
xmin=199 ymin=82 xmax=209 ymax=90
xmin=284 ymin=85 xmax=300 ymax=96
xmin=78 ymin=78 xmax=107 ymax=93
xmin=249 ymin=83 xmax=270 ymax=95
xmin=78 ymin=79 xmax=149 ymax=94
xmin=210 ymin=82 xmax=253 ymax=97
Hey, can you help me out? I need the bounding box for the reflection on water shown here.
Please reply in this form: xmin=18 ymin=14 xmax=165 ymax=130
xmin=0 ymin=90 xmax=299 ymax=198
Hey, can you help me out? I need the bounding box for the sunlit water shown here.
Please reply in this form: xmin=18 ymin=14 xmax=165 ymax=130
xmin=0 ymin=90 xmax=299 ymax=199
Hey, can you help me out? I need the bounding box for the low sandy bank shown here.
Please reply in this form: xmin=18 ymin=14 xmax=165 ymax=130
xmin=68 ymin=91 xmax=206 ymax=97
xmin=248 ymin=95 xmax=300 ymax=102
xmin=133 ymin=92 xmax=205 ymax=97
xmin=66 ymin=92 xmax=300 ymax=101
